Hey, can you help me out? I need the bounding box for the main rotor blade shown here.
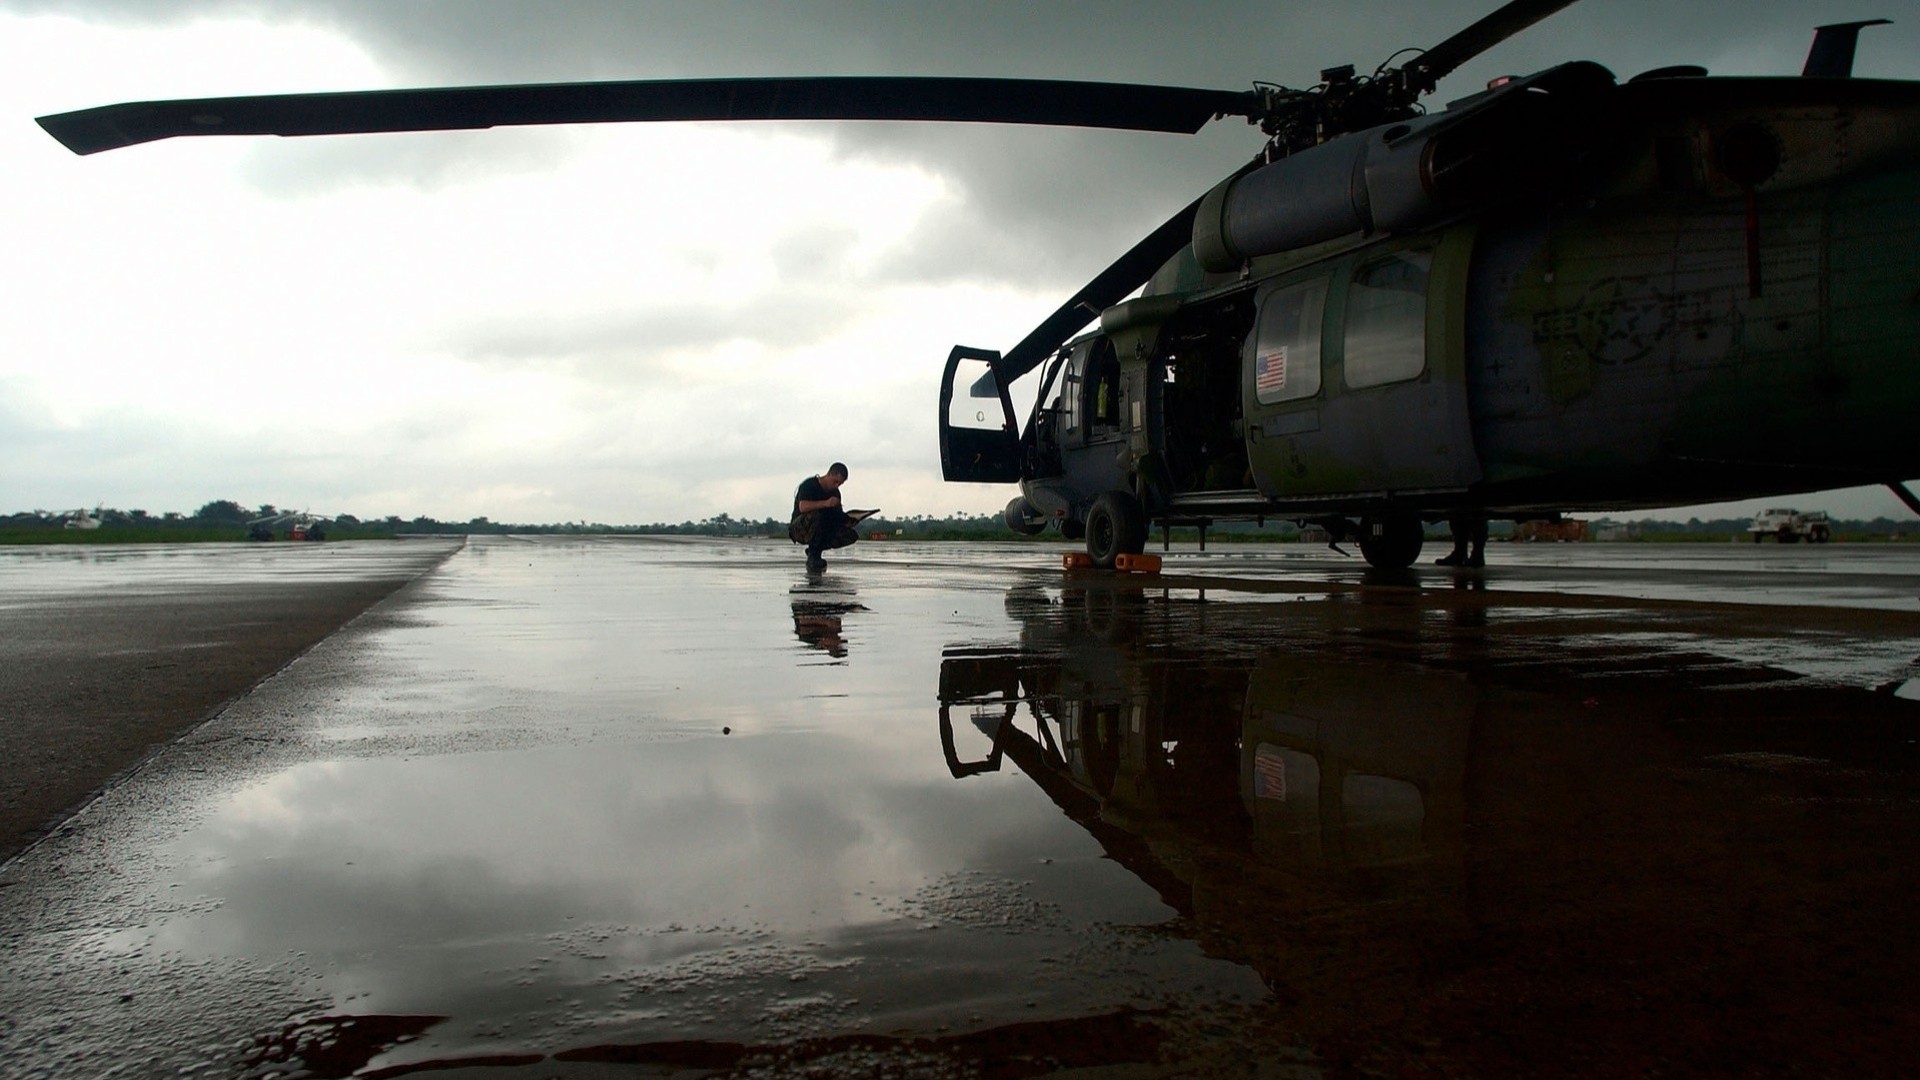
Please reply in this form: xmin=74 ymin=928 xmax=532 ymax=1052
xmin=37 ymin=76 xmax=1260 ymax=155
xmin=1405 ymin=0 xmax=1582 ymax=92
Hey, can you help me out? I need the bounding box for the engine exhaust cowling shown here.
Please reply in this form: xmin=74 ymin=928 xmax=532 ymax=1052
xmin=1194 ymin=61 xmax=1614 ymax=273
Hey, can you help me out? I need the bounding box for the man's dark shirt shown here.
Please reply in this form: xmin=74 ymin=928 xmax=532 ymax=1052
xmin=794 ymin=475 xmax=834 ymax=518
xmin=792 ymin=474 xmax=856 ymax=554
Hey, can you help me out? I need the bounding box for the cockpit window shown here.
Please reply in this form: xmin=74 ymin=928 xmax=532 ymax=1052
xmin=1250 ymin=277 xmax=1328 ymax=405
xmin=1061 ymin=354 xmax=1084 ymax=433
xmin=1343 ymin=250 xmax=1431 ymax=389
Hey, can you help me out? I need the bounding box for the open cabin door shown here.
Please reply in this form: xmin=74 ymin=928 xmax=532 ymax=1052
xmin=1243 ymin=232 xmax=1481 ymax=500
xmin=941 ymin=345 xmax=1024 ymax=483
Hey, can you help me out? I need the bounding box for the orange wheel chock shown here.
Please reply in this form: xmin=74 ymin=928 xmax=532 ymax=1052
xmin=1115 ymin=553 xmax=1163 ymax=574
xmin=1062 ymin=552 xmax=1094 ymax=570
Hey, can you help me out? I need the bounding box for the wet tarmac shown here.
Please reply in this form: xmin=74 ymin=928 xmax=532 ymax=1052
xmin=3 ymin=536 xmax=1919 ymax=1078
xmin=0 ymin=541 xmax=462 ymax=862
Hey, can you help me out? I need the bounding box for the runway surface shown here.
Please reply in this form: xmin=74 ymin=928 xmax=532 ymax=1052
xmin=2 ymin=536 xmax=1918 ymax=1078
xmin=0 ymin=540 xmax=462 ymax=862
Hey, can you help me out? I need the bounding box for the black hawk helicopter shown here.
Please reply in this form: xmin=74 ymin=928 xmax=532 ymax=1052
xmin=36 ymin=1 xmax=1920 ymax=568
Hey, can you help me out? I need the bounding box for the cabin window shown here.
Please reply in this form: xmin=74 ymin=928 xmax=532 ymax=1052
xmin=1250 ymin=278 xmax=1328 ymax=405
xmin=1087 ymin=340 xmax=1121 ymax=429
xmin=1341 ymin=774 xmax=1425 ymax=863
xmin=1343 ymin=250 xmax=1430 ymax=388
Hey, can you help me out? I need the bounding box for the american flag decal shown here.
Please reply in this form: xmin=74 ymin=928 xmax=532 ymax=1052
xmin=1255 ymin=348 xmax=1288 ymax=399
xmin=1253 ymin=744 xmax=1287 ymax=800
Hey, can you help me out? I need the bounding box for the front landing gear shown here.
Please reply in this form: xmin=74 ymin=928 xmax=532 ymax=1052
xmin=1085 ymin=490 xmax=1148 ymax=570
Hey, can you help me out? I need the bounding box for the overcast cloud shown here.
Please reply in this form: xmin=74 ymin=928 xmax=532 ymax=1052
xmin=2 ymin=1 xmax=1917 ymax=524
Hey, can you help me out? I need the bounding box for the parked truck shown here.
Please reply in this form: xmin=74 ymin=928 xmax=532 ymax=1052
xmin=1748 ymin=509 xmax=1830 ymax=543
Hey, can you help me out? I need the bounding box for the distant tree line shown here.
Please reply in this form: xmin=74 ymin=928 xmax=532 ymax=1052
xmin=1583 ymin=516 xmax=1917 ymax=542
xmin=0 ymin=502 xmax=1038 ymax=543
xmin=625 ymin=511 xmax=1028 ymax=540
xmin=4 ymin=502 xmax=1915 ymax=544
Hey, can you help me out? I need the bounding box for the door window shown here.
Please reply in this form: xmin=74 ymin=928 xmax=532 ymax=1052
xmin=1343 ymin=250 xmax=1431 ymax=389
xmin=1250 ymin=278 xmax=1328 ymax=405
xmin=946 ymin=355 xmax=1011 ymax=434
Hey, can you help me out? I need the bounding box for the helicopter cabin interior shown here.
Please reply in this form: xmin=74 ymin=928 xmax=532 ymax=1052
xmin=1151 ymin=295 xmax=1258 ymax=500
xmin=1014 ymin=295 xmax=1262 ymax=520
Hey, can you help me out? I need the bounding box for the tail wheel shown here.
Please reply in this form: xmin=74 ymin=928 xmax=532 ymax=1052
xmin=1356 ymin=515 xmax=1424 ymax=569
xmin=1085 ymin=491 xmax=1148 ymax=569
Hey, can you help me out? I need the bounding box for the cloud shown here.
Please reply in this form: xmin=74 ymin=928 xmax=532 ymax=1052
xmin=30 ymin=0 xmax=1909 ymax=288
xmin=5 ymin=1 xmax=1917 ymax=526
xmin=829 ymin=122 xmax=1251 ymax=289
xmin=235 ymin=127 xmax=580 ymax=196
xmin=447 ymin=290 xmax=868 ymax=380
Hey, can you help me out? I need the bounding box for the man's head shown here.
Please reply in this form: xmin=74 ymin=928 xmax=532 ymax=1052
xmin=822 ymin=462 xmax=848 ymax=490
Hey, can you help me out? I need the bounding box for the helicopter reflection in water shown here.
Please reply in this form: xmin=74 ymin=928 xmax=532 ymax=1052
xmin=936 ymin=580 xmax=1920 ymax=1074
xmin=938 ymin=585 xmax=1471 ymax=897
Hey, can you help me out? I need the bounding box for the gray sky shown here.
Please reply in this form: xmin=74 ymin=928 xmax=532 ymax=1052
xmin=3 ymin=1 xmax=1917 ymax=524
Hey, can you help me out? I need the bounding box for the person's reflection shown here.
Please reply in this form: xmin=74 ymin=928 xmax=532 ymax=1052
xmin=1445 ymin=572 xmax=1489 ymax=643
xmin=793 ymin=608 xmax=848 ymax=656
xmin=790 ymin=583 xmax=866 ymax=659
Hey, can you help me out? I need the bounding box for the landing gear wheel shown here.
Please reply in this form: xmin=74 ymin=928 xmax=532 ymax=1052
xmin=1085 ymin=491 xmax=1148 ymax=570
xmin=1004 ymin=496 xmax=1046 ymax=537
xmin=1059 ymin=518 xmax=1086 ymax=541
xmin=1357 ymin=515 xmax=1424 ymax=569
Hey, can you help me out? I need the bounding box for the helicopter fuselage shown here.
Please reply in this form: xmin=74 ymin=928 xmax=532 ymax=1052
xmin=943 ymin=71 xmax=1920 ymax=566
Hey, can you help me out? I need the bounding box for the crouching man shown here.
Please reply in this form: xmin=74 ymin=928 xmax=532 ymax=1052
xmin=789 ymin=462 xmax=858 ymax=573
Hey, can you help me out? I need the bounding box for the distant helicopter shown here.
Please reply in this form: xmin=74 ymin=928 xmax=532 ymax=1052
xmin=34 ymin=0 xmax=1920 ymax=567
xmin=60 ymin=506 xmax=103 ymax=530
xmin=245 ymin=509 xmax=328 ymax=542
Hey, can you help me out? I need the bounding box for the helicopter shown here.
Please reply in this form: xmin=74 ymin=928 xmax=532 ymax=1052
xmin=244 ymin=509 xmax=329 ymax=542
xmin=33 ymin=1 xmax=1920 ymax=569
xmin=60 ymin=506 xmax=104 ymax=530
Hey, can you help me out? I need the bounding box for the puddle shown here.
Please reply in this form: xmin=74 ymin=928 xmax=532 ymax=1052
xmin=113 ymin=715 xmax=1264 ymax=1070
xmin=7 ymin=536 xmax=1920 ymax=1077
